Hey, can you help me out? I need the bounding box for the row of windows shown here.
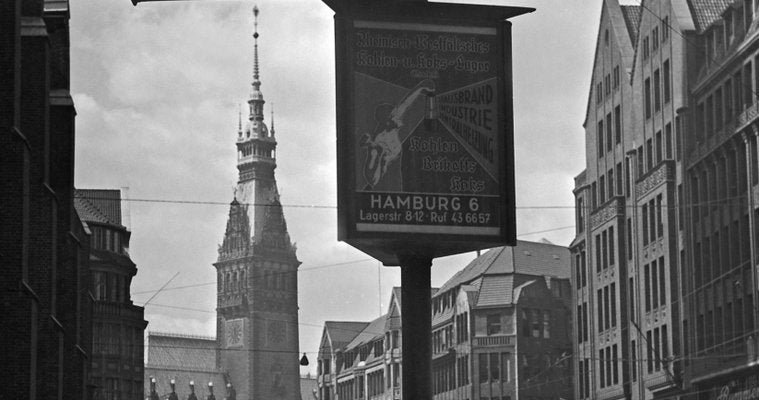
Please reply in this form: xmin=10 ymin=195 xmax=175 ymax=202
xmin=641 ymin=16 xmax=670 ymax=61
xmin=644 ymin=256 xmax=667 ymax=313
xmin=433 ymin=290 xmax=457 ymax=314
xmin=432 ymin=356 xmax=456 ymax=394
xmin=334 ymin=364 xmax=400 ymax=400
xmin=641 ymin=193 xmax=665 ymax=246
xmin=596 ymin=106 xmax=622 ymax=158
xmin=692 ymin=265 xmax=755 ymax=352
xmin=433 ymin=325 xmax=454 ymax=354
xmin=478 ymin=352 xmax=512 ymax=384
xmin=645 ymin=325 xmax=669 ymax=374
xmin=643 ymin=60 xmax=672 ymax=119
xmin=595 ymin=67 xmax=621 ymax=105
xmin=577 ymin=358 xmax=591 ymax=399
xmin=594 ymin=226 xmax=615 ymax=273
xmin=90 ymin=226 xmax=126 ymax=255
xmin=598 ymin=344 xmax=619 ymax=388
xmin=703 ymin=1 xmax=754 ymax=65
xmin=520 ymin=309 xmax=551 ymax=339
xmin=693 ymin=217 xmax=751 ymax=287
xmin=92 ymin=271 xmax=130 ymax=303
xmin=596 ymin=283 xmax=617 ymax=332
xmin=93 ymin=323 xmax=142 ymax=361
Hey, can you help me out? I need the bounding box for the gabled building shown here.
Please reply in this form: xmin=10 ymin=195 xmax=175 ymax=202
xmin=573 ymin=0 xmax=759 ymax=399
xmin=316 ymin=240 xmax=572 ymax=400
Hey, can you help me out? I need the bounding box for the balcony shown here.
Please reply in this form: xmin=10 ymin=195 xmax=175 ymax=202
xmin=635 ymin=160 xmax=674 ymax=199
xmin=472 ymin=335 xmax=513 ymax=347
xmin=590 ymin=196 xmax=625 ymax=229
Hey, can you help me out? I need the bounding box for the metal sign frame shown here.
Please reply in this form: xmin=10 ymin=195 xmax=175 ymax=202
xmin=333 ymin=2 xmax=530 ymax=265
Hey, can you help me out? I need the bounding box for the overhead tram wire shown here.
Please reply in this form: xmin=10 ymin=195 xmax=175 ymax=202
xmin=130 ymin=224 xmax=577 ymax=298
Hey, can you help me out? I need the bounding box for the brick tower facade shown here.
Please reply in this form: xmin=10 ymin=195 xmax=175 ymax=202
xmin=213 ymin=6 xmax=301 ymax=400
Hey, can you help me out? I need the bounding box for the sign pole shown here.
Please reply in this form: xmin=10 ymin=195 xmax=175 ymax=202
xmin=399 ymin=254 xmax=432 ymax=400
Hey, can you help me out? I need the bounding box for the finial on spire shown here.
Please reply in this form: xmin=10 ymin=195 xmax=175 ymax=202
xmin=270 ymin=103 xmax=275 ymax=137
xmin=252 ymin=5 xmax=260 ymax=84
xmin=238 ymin=103 xmax=242 ymax=134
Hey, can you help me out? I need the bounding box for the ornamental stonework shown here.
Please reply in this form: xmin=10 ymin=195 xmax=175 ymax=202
xmin=590 ymin=197 xmax=624 ymax=229
xmin=635 ymin=161 xmax=674 ymax=198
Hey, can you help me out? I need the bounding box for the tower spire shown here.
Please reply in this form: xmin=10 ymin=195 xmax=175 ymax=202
xmin=247 ymin=5 xmax=266 ymax=128
xmin=270 ymin=103 xmax=275 ymax=137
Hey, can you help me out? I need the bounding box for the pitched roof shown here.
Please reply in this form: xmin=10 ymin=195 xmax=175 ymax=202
xmin=74 ymin=189 xmax=124 ymax=227
xmin=324 ymin=321 xmax=369 ymax=350
xmin=687 ymin=0 xmax=731 ymax=32
xmin=345 ymin=315 xmax=386 ymax=349
xmin=146 ymin=332 xmax=219 ymax=372
xmin=436 ymin=241 xmax=570 ymax=294
xmin=620 ymin=5 xmax=642 ymax=44
xmin=475 ymin=275 xmax=515 ymax=307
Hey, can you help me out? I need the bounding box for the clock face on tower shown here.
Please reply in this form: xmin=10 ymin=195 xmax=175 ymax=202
xmin=226 ymin=319 xmax=244 ymax=348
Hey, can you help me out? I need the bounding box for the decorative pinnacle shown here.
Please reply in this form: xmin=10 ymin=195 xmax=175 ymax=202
xmin=270 ymin=104 xmax=275 ymax=136
xmin=238 ymin=103 xmax=242 ymax=133
xmin=252 ymin=6 xmax=260 ymax=85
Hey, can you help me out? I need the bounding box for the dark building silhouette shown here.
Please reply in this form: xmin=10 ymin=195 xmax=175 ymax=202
xmin=75 ymin=189 xmax=148 ymax=400
xmin=1 ymin=0 xmax=93 ymax=399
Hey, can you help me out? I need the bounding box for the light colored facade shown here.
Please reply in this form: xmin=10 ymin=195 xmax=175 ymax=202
xmin=573 ymin=1 xmax=759 ymax=399
xmin=682 ymin=1 xmax=759 ymax=398
xmin=316 ymin=241 xmax=572 ymax=400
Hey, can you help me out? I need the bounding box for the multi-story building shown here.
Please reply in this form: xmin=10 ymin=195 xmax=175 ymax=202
xmin=144 ymin=7 xmax=309 ymax=400
xmin=0 ymin=0 xmax=93 ymax=399
xmin=75 ymin=189 xmax=148 ymax=400
xmin=573 ymin=1 xmax=759 ymax=399
xmin=682 ymin=1 xmax=759 ymax=397
xmin=316 ymin=241 xmax=572 ymax=400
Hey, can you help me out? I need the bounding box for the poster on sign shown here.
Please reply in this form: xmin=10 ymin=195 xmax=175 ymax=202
xmin=335 ymin=6 xmax=521 ymax=264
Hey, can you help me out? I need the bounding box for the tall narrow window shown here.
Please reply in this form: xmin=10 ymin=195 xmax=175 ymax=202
xmin=663 ymin=59 xmax=671 ymax=104
xmin=615 ymin=105 xmax=622 ymax=144
xmin=665 ymin=123 xmax=673 ymax=159
xmin=616 ymin=163 xmax=623 ymax=196
xmin=598 ymin=120 xmax=604 ymax=158
xmin=659 ymin=256 xmax=667 ymax=306
xmin=654 ymin=69 xmax=661 ymax=112
xmin=655 ymin=130 xmax=663 ymax=163
xmin=645 ymin=77 xmax=652 ymax=118
xmin=644 ymin=263 xmax=651 ymax=312
xmin=611 ymin=282 xmax=617 ymax=327
xmin=606 ymin=113 xmax=613 ymax=152
xmin=609 ymin=226 xmax=615 ymax=266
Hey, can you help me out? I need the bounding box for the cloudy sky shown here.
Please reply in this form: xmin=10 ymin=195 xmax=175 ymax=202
xmin=70 ymin=0 xmax=600 ymax=374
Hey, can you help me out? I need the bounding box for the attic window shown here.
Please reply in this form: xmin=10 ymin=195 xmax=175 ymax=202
xmin=604 ymin=29 xmax=609 ymax=46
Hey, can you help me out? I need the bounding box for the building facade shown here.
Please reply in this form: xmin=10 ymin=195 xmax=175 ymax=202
xmin=316 ymin=241 xmax=573 ymax=400
xmin=682 ymin=1 xmax=759 ymax=397
xmin=0 ymin=0 xmax=93 ymax=399
xmin=144 ymin=7 xmax=304 ymax=400
xmin=75 ymin=189 xmax=148 ymax=400
xmin=573 ymin=1 xmax=759 ymax=399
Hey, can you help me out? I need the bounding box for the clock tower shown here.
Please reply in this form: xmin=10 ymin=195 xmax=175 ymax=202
xmin=214 ymin=6 xmax=301 ymax=399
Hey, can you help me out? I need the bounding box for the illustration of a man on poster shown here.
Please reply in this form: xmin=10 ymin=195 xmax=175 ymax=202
xmin=360 ymin=79 xmax=435 ymax=190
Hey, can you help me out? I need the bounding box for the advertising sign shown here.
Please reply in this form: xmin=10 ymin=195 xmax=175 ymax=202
xmin=334 ymin=4 xmax=527 ymax=264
